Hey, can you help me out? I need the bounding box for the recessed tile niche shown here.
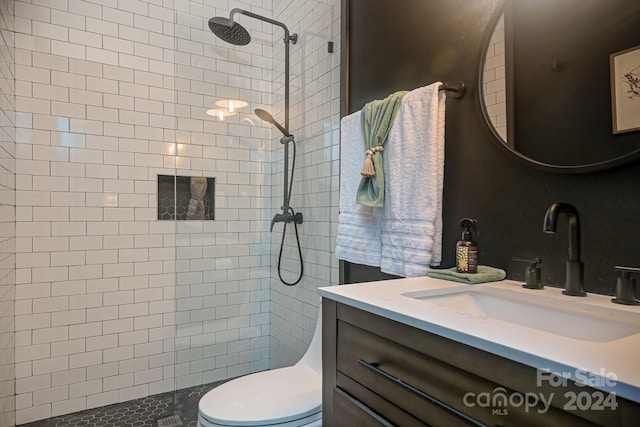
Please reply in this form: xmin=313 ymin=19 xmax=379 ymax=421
xmin=157 ymin=175 xmax=215 ymax=220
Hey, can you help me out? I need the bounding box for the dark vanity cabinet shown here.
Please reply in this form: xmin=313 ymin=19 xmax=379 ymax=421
xmin=322 ymin=299 xmax=640 ymax=426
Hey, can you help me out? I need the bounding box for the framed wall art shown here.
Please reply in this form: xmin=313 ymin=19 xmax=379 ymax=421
xmin=610 ymin=45 xmax=640 ymax=134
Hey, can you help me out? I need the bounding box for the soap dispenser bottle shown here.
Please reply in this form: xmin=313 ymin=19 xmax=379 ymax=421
xmin=456 ymin=218 xmax=478 ymax=274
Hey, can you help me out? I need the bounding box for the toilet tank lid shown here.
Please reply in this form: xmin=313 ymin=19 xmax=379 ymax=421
xmin=199 ymin=365 xmax=322 ymax=426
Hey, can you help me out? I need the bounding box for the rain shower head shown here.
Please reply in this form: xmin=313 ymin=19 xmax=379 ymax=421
xmin=255 ymin=108 xmax=289 ymax=137
xmin=209 ymin=9 xmax=297 ymax=46
xmin=208 ymin=16 xmax=251 ymax=46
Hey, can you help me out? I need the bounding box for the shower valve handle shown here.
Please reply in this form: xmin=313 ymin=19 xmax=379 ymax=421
xmin=270 ymin=211 xmax=303 ymax=231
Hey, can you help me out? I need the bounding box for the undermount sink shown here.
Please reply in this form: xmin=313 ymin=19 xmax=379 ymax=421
xmin=403 ymin=285 xmax=640 ymax=343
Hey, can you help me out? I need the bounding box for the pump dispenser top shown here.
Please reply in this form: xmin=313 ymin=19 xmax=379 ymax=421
xmin=460 ymin=218 xmax=477 ymax=241
xmin=456 ymin=218 xmax=478 ymax=273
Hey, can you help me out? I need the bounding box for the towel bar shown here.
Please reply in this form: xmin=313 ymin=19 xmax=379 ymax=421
xmin=439 ymin=81 xmax=465 ymax=99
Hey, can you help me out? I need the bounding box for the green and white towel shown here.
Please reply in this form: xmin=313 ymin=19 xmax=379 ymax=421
xmin=356 ymin=91 xmax=407 ymax=207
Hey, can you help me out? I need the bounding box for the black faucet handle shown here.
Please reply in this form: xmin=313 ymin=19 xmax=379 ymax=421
xmin=513 ymin=257 xmax=543 ymax=289
xmin=612 ymin=266 xmax=640 ymax=305
xmin=513 ymin=256 xmax=542 ymax=267
xmin=614 ymin=265 xmax=640 ymax=275
xmin=270 ymin=213 xmax=285 ymax=232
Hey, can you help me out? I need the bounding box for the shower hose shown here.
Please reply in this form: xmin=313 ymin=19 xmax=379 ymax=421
xmin=278 ymin=138 xmax=304 ymax=286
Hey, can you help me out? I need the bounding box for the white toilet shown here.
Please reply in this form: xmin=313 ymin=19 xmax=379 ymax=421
xmin=198 ymin=304 xmax=323 ymax=427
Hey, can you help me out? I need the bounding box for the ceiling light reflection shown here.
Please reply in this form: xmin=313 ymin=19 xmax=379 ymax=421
xmin=214 ymin=99 xmax=248 ymax=112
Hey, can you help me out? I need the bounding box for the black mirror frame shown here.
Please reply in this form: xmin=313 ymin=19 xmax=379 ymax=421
xmin=477 ymin=0 xmax=640 ymax=174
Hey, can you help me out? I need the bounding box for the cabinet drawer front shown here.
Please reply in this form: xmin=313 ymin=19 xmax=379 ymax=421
xmin=337 ymin=372 xmax=428 ymax=427
xmin=338 ymin=321 xmax=492 ymax=424
xmin=333 ymin=387 xmax=394 ymax=427
xmin=337 ymin=320 xmax=595 ymax=427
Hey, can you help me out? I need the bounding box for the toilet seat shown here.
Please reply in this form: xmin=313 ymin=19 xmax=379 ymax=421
xmin=198 ymin=365 xmax=322 ymax=427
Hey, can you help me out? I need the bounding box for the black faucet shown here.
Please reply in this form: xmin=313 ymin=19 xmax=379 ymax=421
xmin=543 ymin=202 xmax=586 ymax=296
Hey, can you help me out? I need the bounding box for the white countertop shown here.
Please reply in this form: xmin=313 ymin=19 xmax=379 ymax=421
xmin=318 ymin=277 xmax=640 ymax=404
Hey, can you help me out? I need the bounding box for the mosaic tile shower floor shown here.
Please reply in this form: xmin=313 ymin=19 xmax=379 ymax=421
xmin=20 ymin=380 xmax=228 ymax=427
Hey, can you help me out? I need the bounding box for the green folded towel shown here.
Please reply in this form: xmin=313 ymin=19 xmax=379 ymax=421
xmin=427 ymin=266 xmax=507 ymax=284
xmin=356 ymin=90 xmax=407 ymax=207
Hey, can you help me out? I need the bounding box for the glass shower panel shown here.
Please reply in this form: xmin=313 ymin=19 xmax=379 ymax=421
xmin=171 ymin=0 xmax=340 ymax=424
xmin=170 ymin=1 xmax=273 ymax=422
xmin=268 ymin=0 xmax=341 ymax=370
xmin=0 ymin=0 xmax=15 ymax=425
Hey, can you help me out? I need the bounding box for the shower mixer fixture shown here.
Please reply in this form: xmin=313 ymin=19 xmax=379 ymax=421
xmin=268 ymin=129 xmax=304 ymax=234
xmin=255 ymin=108 xmax=303 ymax=233
xmin=209 ymin=9 xmax=304 ymax=286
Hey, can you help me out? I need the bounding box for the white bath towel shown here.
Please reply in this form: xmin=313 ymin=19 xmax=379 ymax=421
xmin=380 ymin=83 xmax=446 ymax=277
xmin=335 ymin=111 xmax=383 ymax=267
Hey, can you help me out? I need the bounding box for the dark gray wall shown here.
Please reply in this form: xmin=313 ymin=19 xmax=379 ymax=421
xmin=341 ymin=0 xmax=640 ymax=295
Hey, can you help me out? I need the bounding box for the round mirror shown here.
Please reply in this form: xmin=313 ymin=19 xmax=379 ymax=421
xmin=480 ymin=0 xmax=640 ymax=173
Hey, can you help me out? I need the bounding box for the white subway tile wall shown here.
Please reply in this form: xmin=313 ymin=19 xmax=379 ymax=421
xmin=483 ymin=13 xmax=506 ymax=141
xmin=14 ymin=0 xmax=178 ymax=422
xmin=12 ymin=0 xmax=340 ymax=424
xmin=0 ymin=0 xmax=16 ymax=425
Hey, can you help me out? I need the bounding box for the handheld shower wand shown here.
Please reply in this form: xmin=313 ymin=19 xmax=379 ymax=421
xmin=254 ymin=109 xmax=302 ymax=232
xmin=209 ymin=9 xmax=304 ymax=286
